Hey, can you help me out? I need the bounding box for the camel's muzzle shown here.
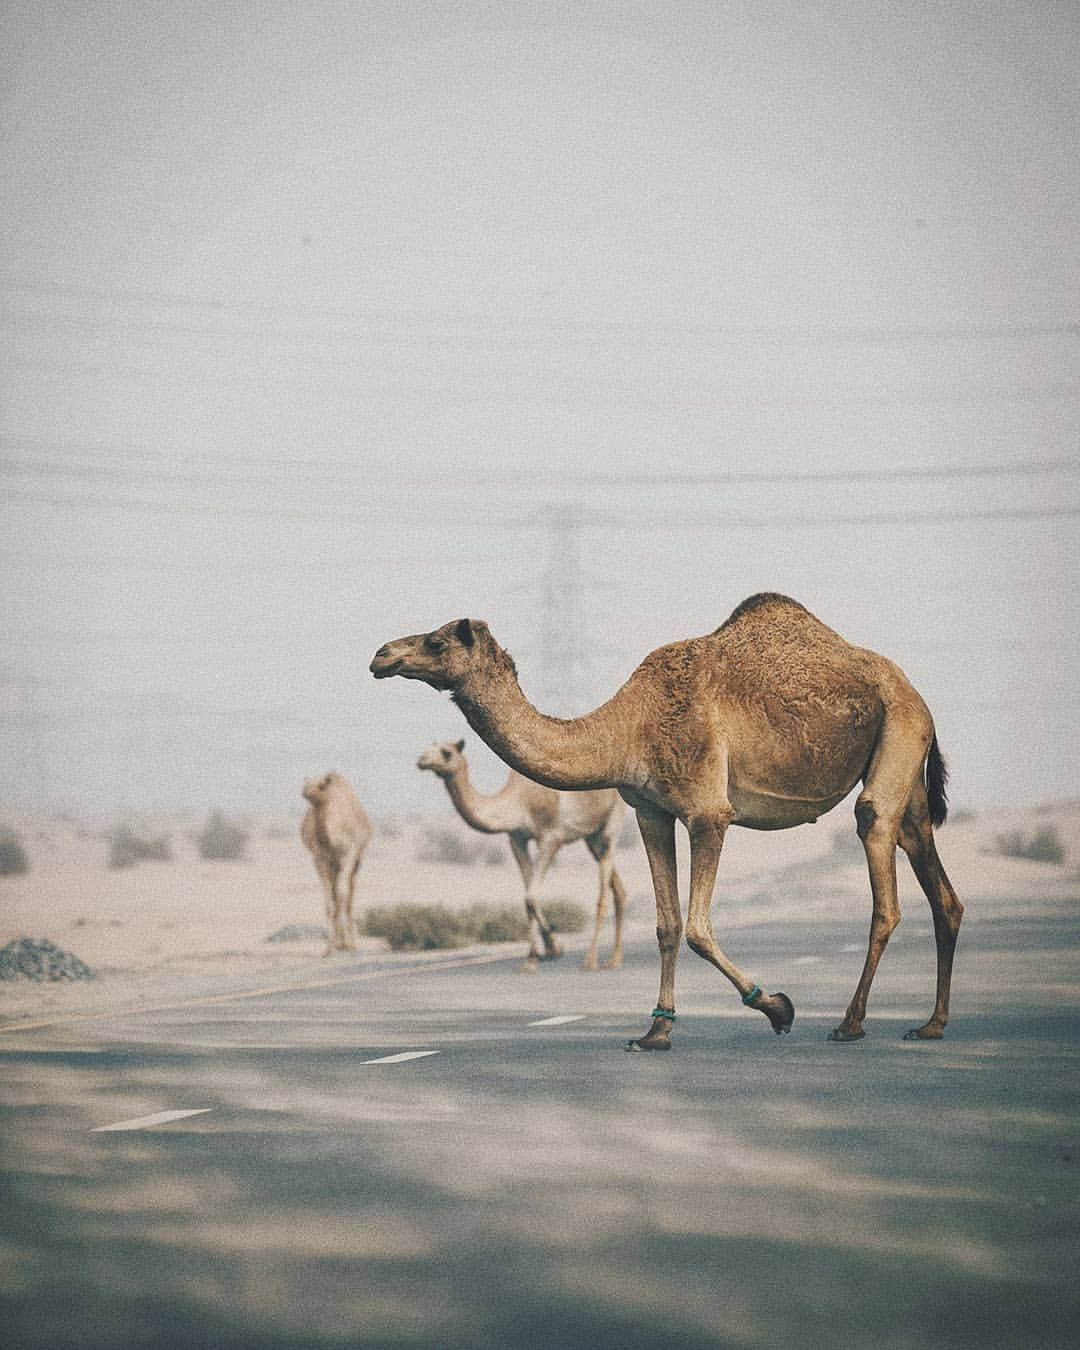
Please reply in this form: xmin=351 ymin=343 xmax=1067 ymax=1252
xmin=369 ymin=648 xmax=404 ymax=679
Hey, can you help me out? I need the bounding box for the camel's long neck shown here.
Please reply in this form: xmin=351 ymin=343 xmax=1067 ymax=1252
xmin=454 ymin=670 xmax=630 ymax=793
xmin=441 ymin=764 xmax=519 ymax=835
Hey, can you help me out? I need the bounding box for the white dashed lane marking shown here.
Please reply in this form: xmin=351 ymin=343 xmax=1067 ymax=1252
xmin=528 ymin=1015 xmax=586 ymax=1027
xmin=91 ymin=1109 xmax=212 ymax=1133
xmin=361 ymin=1050 xmax=441 ymax=1064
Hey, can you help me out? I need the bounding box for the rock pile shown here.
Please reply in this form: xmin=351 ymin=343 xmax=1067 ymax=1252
xmin=265 ymin=923 xmax=328 ymax=943
xmin=0 ymin=937 xmax=93 ymax=981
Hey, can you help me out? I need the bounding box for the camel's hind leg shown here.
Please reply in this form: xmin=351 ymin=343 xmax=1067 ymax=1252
xmin=607 ymin=865 xmax=628 ymax=969
xmin=831 ymin=711 xmax=930 ymax=1042
xmin=582 ymin=830 xmax=626 ymax=970
xmin=899 ymin=782 xmax=964 ymax=1040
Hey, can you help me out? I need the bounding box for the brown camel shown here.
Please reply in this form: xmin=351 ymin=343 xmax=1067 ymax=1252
xmin=371 ymin=593 xmax=963 ymax=1048
xmin=300 ymin=772 xmax=373 ymax=955
xmin=417 ymin=737 xmax=628 ymax=971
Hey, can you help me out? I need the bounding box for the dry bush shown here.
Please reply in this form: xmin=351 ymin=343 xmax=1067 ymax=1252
xmin=0 ymin=826 xmax=29 ymax=877
xmin=363 ymin=904 xmax=472 ymax=950
xmin=992 ymin=826 xmax=1065 ymax=865
xmin=108 ymin=824 xmax=173 ymax=870
xmin=197 ymin=811 xmax=249 ymax=861
xmin=361 ymin=902 xmax=586 ymax=951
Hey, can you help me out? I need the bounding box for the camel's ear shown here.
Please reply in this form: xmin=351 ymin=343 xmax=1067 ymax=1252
xmin=455 ymin=738 xmax=465 ymax=752
xmin=455 ymin=618 xmax=476 ymax=647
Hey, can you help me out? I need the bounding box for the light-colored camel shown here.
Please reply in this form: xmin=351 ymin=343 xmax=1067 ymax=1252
xmin=371 ymin=593 xmax=963 ymax=1048
xmin=416 ymin=737 xmax=628 ymax=971
xmin=300 ymin=772 xmax=373 ymax=955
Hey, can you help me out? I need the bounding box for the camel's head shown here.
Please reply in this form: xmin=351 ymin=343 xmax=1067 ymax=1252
xmin=302 ymin=772 xmax=339 ymax=805
xmin=370 ymin=618 xmax=502 ymax=693
xmin=416 ymin=738 xmax=466 ymax=778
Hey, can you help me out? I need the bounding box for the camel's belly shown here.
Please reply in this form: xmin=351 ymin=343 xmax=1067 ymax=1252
xmin=728 ymin=783 xmax=850 ymax=831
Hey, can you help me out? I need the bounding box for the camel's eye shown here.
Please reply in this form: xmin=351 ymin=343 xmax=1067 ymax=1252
xmin=441 ymin=748 xmax=451 ymax=761
xmin=425 ymin=636 xmax=447 ymax=654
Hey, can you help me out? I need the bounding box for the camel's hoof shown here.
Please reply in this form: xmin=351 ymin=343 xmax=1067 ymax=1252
xmin=520 ymin=957 xmax=541 ymax=973
xmin=581 ymin=956 xmax=599 ymax=972
xmin=827 ymin=1026 xmax=866 ymax=1042
xmin=543 ymin=940 xmax=564 ymax=960
xmin=602 ymin=958 xmax=623 ymax=971
xmin=755 ymin=991 xmax=794 ymax=1035
xmin=903 ymin=1024 xmax=945 ymax=1041
xmin=626 ymin=1035 xmax=672 ymax=1052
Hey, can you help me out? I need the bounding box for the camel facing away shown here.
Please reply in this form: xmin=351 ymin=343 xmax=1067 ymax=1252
xmin=300 ymin=772 xmax=373 ymax=955
xmin=417 ymin=738 xmax=628 ymax=971
xmin=371 ymin=593 xmax=964 ymax=1049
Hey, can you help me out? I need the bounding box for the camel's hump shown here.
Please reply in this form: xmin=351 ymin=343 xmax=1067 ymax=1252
xmin=714 ymin=593 xmax=810 ymax=633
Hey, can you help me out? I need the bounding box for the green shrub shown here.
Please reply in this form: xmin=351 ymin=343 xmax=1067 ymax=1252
xmin=198 ymin=811 xmax=249 ymax=861
xmin=460 ymin=904 xmax=528 ymax=943
xmin=993 ymin=826 xmax=1065 ymax=865
xmin=362 ymin=898 xmax=589 ymax=951
xmin=108 ymin=824 xmax=173 ymax=869
xmin=0 ymin=826 xmax=29 ymax=877
xmin=363 ymin=904 xmax=470 ymax=951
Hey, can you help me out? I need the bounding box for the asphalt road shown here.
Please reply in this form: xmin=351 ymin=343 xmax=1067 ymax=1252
xmin=2 ymin=899 xmax=1079 ymax=1350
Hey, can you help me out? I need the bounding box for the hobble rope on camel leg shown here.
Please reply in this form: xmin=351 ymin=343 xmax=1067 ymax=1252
xmin=626 ymin=1006 xmax=677 ymax=1051
xmin=626 ymin=982 xmax=795 ymax=1051
xmin=742 ymin=983 xmax=796 ymax=1035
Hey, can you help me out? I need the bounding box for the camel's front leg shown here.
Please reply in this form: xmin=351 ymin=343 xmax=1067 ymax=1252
xmin=341 ymin=850 xmax=361 ymax=951
xmin=314 ymin=856 xmax=337 ymax=956
xmin=330 ymin=857 xmax=356 ymax=952
xmin=628 ymin=806 xmax=680 ymax=1050
xmin=324 ymin=859 xmax=346 ymax=953
xmin=684 ymin=814 xmax=794 ymax=1036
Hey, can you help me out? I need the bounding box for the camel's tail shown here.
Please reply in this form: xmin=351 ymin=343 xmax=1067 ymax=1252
xmin=926 ymin=734 xmax=949 ymax=828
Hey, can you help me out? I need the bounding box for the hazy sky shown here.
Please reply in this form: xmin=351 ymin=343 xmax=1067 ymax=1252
xmin=2 ymin=1 xmax=1078 ymax=818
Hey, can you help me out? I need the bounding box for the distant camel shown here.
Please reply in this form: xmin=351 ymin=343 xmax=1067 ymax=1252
xmin=300 ymin=772 xmax=372 ymax=955
xmin=371 ymin=593 xmax=964 ymax=1049
xmin=417 ymin=737 xmax=628 ymax=971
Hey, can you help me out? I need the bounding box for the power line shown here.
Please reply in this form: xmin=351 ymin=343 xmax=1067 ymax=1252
xmin=0 ymin=550 xmax=465 ymax=573
xmin=2 ymin=437 xmax=1076 ymax=486
xmin=2 ymin=484 xmax=1077 ymax=529
xmin=6 ymin=349 xmax=1078 ymax=406
xmin=4 ymin=278 xmax=1077 ymax=346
